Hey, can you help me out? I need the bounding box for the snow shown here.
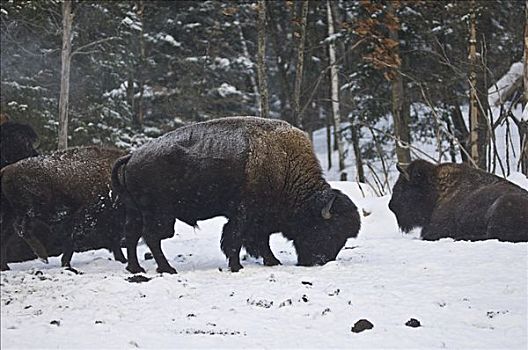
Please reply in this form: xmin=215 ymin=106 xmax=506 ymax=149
xmin=217 ymin=83 xmax=240 ymax=98
xmin=155 ymin=33 xmax=181 ymax=48
xmin=488 ymin=62 xmax=523 ymax=106
xmin=2 ymin=179 xmax=526 ymax=349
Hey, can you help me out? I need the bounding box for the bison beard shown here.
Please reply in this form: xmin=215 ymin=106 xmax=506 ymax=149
xmin=1 ymin=147 xmax=128 ymax=271
xmin=112 ymin=117 xmax=361 ymax=274
xmin=389 ymin=159 xmax=528 ymax=242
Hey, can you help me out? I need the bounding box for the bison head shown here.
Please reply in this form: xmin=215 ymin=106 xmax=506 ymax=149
xmin=0 ymin=122 xmax=39 ymax=168
xmin=287 ymin=188 xmax=360 ymax=266
xmin=389 ymin=160 xmax=438 ymax=232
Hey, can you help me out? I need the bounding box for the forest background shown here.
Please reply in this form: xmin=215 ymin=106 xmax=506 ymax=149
xmin=1 ymin=0 xmax=526 ymax=191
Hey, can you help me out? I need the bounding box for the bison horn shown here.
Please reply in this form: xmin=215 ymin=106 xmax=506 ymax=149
xmin=321 ymin=195 xmax=336 ymax=220
xmin=396 ymin=163 xmax=410 ymax=181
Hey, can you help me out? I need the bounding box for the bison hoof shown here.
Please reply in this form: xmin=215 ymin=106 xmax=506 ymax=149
xmin=229 ymin=263 xmax=244 ymax=273
xmin=263 ymin=257 xmax=281 ymax=266
xmin=156 ymin=265 xmax=177 ymax=274
xmin=126 ymin=264 xmax=146 ymax=274
xmin=115 ymin=256 xmax=128 ymax=264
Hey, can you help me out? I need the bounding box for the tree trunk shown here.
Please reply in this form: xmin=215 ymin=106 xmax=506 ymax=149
xmin=388 ymin=1 xmax=411 ymax=166
xmin=326 ymin=0 xmax=345 ymax=172
xmin=522 ymin=0 xmax=528 ymax=175
xmin=525 ymin=0 xmax=528 ymax=104
xmin=136 ymin=0 xmax=145 ymax=127
xmin=58 ymin=0 xmax=73 ymax=150
xmin=267 ymin=5 xmax=292 ymax=121
xmin=292 ymin=0 xmax=309 ymax=128
xmin=256 ymin=0 xmax=269 ymax=119
xmin=350 ymin=121 xmax=365 ymax=182
xmin=468 ymin=0 xmax=488 ymax=169
xmin=237 ymin=17 xmax=259 ymax=113
xmin=325 ymin=105 xmax=332 ymax=170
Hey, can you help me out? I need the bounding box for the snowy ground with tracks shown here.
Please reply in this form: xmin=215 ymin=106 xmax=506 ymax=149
xmin=1 ymin=181 xmax=527 ymax=349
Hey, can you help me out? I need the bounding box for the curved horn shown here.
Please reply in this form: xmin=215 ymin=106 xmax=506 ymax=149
xmin=396 ymin=163 xmax=410 ymax=181
xmin=321 ymin=195 xmax=336 ymax=220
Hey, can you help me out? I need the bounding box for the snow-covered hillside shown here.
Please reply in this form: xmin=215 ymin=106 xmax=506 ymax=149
xmin=1 ymin=180 xmax=527 ymax=349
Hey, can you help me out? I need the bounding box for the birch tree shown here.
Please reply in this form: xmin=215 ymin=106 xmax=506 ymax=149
xmin=326 ymin=0 xmax=345 ymax=172
xmin=58 ymin=0 xmax=73 ymax=150
xmin=256 ymin=0 xmax=269 ymax=118
xmin=468 ymin=0 xmax=488 ymax=169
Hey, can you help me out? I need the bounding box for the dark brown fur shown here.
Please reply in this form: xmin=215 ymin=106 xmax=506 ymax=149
xmin=1 ymin=146 xmax=128 ymax=270
xmin=389 ymin=159 xmax=528 ymax=242
xmin=112 ymin=117 xmax=361 ymax=274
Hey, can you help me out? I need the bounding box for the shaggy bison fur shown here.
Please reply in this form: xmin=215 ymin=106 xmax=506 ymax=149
xmin=1 ymin=146 xmax=128 ymax=270
xmin=112 ymin=117 xmax=361 ymax=273
xmin=389 ymin=159 xmax=528 ymax=242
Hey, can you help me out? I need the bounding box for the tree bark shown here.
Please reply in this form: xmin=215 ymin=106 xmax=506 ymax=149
xmin=267 ymin=5 xmax=292 ymax=121
xmin=388 ymin=1 xmax=411 ymax=166
xmin=522 ymin=0 xmax=528 ymax=175
xmin=256 ymin=0 xmax=269 ymax=119
xmin=326 ymin=0 xmax=345 ymax=172
xmin=525 ymin=0 xmax=528 ymax=104
xmin=136 ymin=0 xmax=145 ymax=127
xmin=237 ymin=17 xmax=259 ymax=113
xmin=468 ymin=0 xmax=488 ymax=169
xmin=58 ymin=0 xmax=73 ymax=150
xmin=292 ymin=0 xmax=309 ymax=128
xmin=468 ymin=3 xmax=479 ymax=167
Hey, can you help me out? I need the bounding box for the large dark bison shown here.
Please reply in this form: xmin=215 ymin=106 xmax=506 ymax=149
xmin=0 ymin=115 xmax=39 ymax=169
xmin=0 ymin=115 xmax=42 ymax=264
xmin=1 ymin=146 xmax=127 ymax=270
xmin=112 ymin=117 xmax=361 ymax=274
xmin=389 ymin=159 xmax=528 ymax=242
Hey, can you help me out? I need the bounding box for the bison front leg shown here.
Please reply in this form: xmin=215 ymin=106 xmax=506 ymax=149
xmin=0 ymin=218 xmax=15 ymax=271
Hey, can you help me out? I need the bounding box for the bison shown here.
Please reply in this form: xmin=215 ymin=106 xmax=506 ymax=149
xmin=0 ymin=116 xmax=39 ymax=169
xmin=0 ymin=115 xmax=43 ymax=264
xmin=389 ymin=159 xmax=528 ymax=242
xmin=112 ymin=117 xmax=361 ymax=274
xmin=1 ymin=146 xmax=128 ymax=271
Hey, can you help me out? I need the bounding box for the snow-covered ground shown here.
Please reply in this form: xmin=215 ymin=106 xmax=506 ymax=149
xmin=1 ymin=180 xmax=527 ymax=349
xmin=2 ymin=100 xmax=527 ymax=348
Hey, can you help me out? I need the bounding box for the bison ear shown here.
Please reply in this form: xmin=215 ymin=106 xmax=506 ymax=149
xmin=396 ymin=163 xmax=410 ymax=181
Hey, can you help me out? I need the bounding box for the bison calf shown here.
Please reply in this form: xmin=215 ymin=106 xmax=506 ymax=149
xmin=1 ymin=147 xmax=127 ymax=270
xmin=389 ymin=159 xmax=528 ymax=242
xmin=112 ymin=117 xmax=361 ymax=274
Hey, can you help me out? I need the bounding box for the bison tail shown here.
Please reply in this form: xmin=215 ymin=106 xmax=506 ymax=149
xmin=111 ymin=154 xmax=132 ymax=204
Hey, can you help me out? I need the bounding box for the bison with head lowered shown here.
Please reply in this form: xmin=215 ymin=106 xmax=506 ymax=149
xmin=389 ymin=159 xmax=528 ymax=242
xmin=112 ymin=117 xmax=361 ymax=273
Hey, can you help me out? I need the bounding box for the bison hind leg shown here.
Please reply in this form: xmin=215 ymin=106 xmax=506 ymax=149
xmin=124 ymin=209 xmax=146 ymax=274
xmin=142 ymin=214 xmax=177 ymax=274
xmin=221 ymin=218 xmax=245 ymax=272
